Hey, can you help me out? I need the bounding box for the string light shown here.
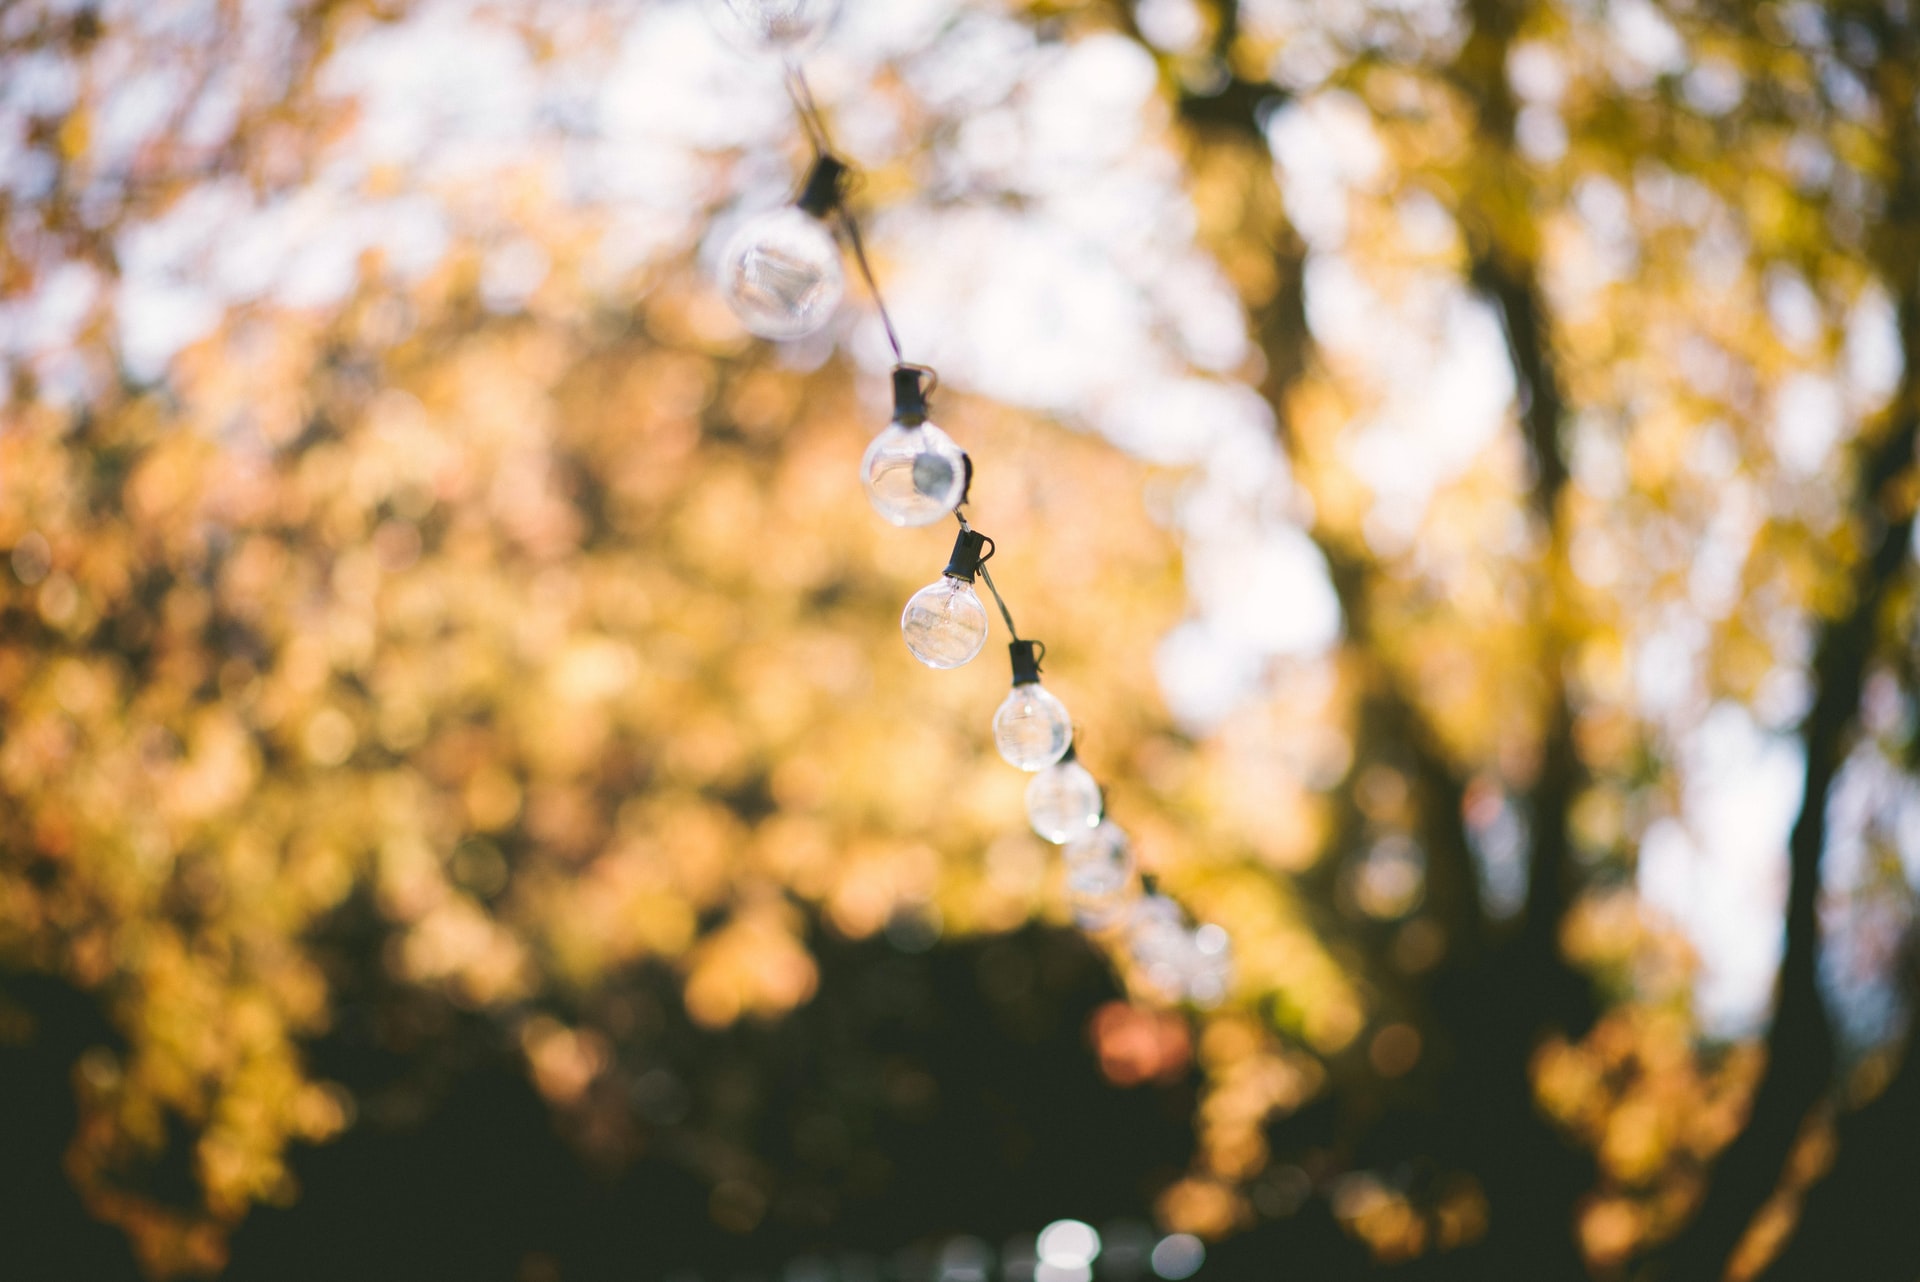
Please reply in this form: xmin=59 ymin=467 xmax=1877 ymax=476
xmin=900 ymin=528 xmax=991 ymax=669
xmin=1126 ymin=884 xmax=1235 ymax=1008
xmin=1187 ymin=924 xmax=1234 ymax=1009
xmin=994 ymin=640 xmax=1073 ymax=771
xmin=1063 ymin=821 xmax=1135 ymax=929
xmin=704 ymin=0 xmax=1234 ymax=1009
xmin=719 ymin=155 xmax=846 ymax=340
xmin=1127 ymin=890 xmax=1194 ymax=999
xmin=707 ymin=0 xmax=841 ymax=52
xmin=1025 ymin=745 xmax=1103 ymax=843
xmin=862 ymin=366 xmax=971 ymax=526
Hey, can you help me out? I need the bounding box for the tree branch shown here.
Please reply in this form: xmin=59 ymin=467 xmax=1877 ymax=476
xmin=1637 ymin=8 xmax=1920 ymax=1273
xmin=1755 ymin=946 xmax=1920 ymax=1282
xmin=1453 ymin=0 xmax=1587 ymax=1017
xmin=1642 ymin=406 xmax=1905 ymax=1280
xmin=1161 ymin=0 xmax=1494 ymax=961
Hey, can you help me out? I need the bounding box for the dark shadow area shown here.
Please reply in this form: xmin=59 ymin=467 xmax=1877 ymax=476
xmin=1 ymin=909 xmax=1198 ymax=1282
xmin=0 ymin=974 xmax=145 ymax=1282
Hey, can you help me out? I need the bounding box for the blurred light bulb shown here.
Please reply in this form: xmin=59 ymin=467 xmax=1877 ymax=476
xmin=1063 ymin=821 xmax=1134 ymax=928
xmin=1186 ymin=923 xmax=1234 ymax=1008
xmin=863 ymin=366 xmax=968 ymax=526
xmin=1026 ymin=752 xmax=1103 ymax=843
xmin=1128 ymin=894 xmax=1196 ymax=998
xmin=902 ymin=529 xmax=990 ymax=669
xmin=995 ymin=640 xmax=1071 ymax=770
xmin=1037 ymin=1221 xmax=1101 ymax=1269
xmin=705 ymin=0 xmax=840 ymax=51
xmin=720 ymin=205 xmax=843 ymax=340
xmin=861 ymin=420 xmax=968 ymax=525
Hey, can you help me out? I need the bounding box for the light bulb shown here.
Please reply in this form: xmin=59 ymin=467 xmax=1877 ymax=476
xmin=993 ymin=641 xmax=1070 ymax=771
xmin=705 ymin=0 xmax=840 ymax=51
xmin=862 ymin=366 xmax=969 ymax=526
xmin=901 ymin=528 xmax=990 ymax=669
xmin=902 ymin=577 xmax=988 ymax=669
xmin=720 ymin=206 xmax=844 ymax=340
xmin=1064 ymin=821 xmax=1135 ymax=929
xmin=862 ymin=422 xmax=969 ymax=525
xmin=1128 ymin=894 xmax=1195 ymax=999
xmin=1186 ymin=923 xmax=1234 ymax=1008
xmin=1026 ymin=753 xmax=1102 ymax=843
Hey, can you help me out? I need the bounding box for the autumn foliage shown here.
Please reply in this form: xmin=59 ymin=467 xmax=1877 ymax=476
xmin=3 ymin=2 xmax=1920 ymax=1281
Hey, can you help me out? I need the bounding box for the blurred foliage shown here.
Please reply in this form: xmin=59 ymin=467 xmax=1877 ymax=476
xmin=2 ymin=0 xmax=1920 ymax=1280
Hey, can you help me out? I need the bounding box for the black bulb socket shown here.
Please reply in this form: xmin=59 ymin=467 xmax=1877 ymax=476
xmin=892 ymin=366 xmax=930 ymax=426
xmin=944 ymin=529 xmax=988 ymax=582
xmin=795 ymin=154 xmax=849 ymax=218
xmin=1009 ymin=639 xmax=1044 ymax=687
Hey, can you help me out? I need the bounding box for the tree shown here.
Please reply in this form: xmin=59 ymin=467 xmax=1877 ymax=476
xmin=1 ymin=1 xmax=1917 ymax=1279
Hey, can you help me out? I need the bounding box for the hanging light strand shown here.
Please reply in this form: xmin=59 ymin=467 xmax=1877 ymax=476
xmin=958 ymin=513 xmax=1022 ymax=641
xmin=781 ymin=61 xmax=833 ymax=155
xmin=783 ymin=63 xmax=907 ymax=364
xmin=715 ymin=2 xmax=1233 ymax=1010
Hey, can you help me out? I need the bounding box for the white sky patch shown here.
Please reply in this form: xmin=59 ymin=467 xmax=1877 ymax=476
xmin=1329 ymin=278 xmax=1516 ymax=546
xmin=1155 ymin=618 xmax=1270 ymax=730
xmin=1135 ymin=0 xmax=1207 ymax=53
xmin=604 ymin=5 xmax=791 ymax=154
xmin=1638 ymin=703 xmax=1802 ymax=1037
xmin=117 ymin=279 xmax=222 ymax=385
xmin=1687 ymin=478 xmax=1758 ymax=619
xmin=828 ymin=0 xmax=966 ymax=60
xmin=1100 ymin=377 xmax=1274 ymax=468
xmin=1264 ymin=92 xmax=1385 ymax=251
xmin=901 ymin=12 xmax=1038 ymax=113
xmin=1772 ymin=373 xmax=1845 ymax=477
xmin=1633 ymin=610 xmax=1709 ymax=720
xmin=1606 ymin=0 xmax=1688 ymax=89
xmin=1765 ymin=268 xmax=1824 ymax=352
xmin=1020 ymin=35 xmax=1161 ymax=175
xmin=883 ymin=204 xmax=1167 ymax=413
xmin=321 ymin=3 xmax=541 ymax=176
xmin=1845 ymin=283 xmax=1905 ymax=412
xmin=92 ymin=64 xmax=192 ymax=173
xmin=1186 ymin=522 xmax=1341 ymax=656
xmin=1507 ymin=41 xmax=1568 ymax=104
xmin=0 ymin=259 xmax=99 ymax=355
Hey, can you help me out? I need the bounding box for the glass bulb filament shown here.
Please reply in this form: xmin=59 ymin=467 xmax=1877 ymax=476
xmin=901 ymin=575 xmax=989 ymax=669
xmin=720 ymin=206 xmax=844 ymax=340
xmin=861 ymin=420 xmax=968 ymax=526
xmin=993 ymin=681 xmax=1071 ymax=771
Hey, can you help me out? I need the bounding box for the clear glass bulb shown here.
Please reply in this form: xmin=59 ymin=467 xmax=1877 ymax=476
xmin=719 ymin=207 xmax=844 ymax=340
xmin=901 ymin=575 xmax=989 ymax=669
xmin=860 ymin=421 xmax=968 ymax=526
xmin=705 ymin=0 xmax=840 ymax=51
xmin=993 ymin=682 xmax=1072 ymax=771
xmin=1186 ymin=923 xmax=1234 ymax=1008
xmin=1027 ymin=758 xmax=1102 ymax=844
xmin=1064 ymin=822 xmax=1135 ymax=929
xmin=1128 ymin=894 xmax=1201 ymax=999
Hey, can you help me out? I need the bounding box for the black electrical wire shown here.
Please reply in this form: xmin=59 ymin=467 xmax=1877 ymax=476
xmin=782 ymin=62 xmax=907 ymax=363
